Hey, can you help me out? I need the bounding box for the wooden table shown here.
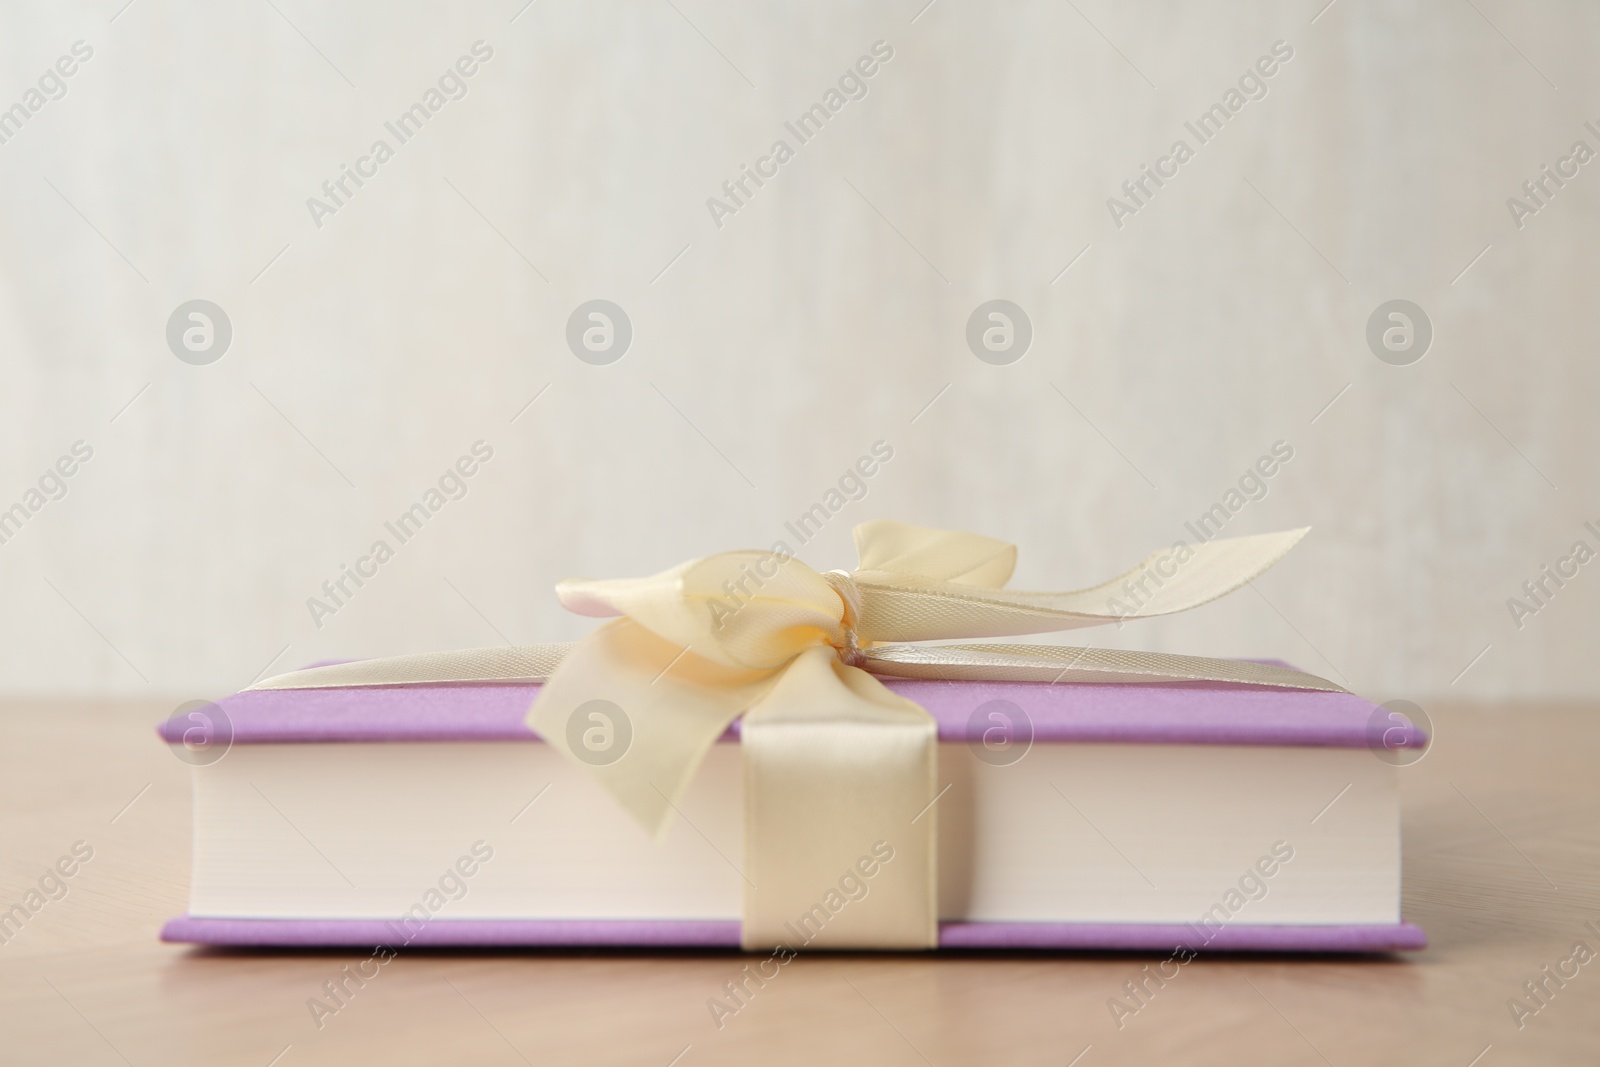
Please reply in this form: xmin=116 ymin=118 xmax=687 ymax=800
xmin=1 ymin=700 xmax=1595 ymax=1066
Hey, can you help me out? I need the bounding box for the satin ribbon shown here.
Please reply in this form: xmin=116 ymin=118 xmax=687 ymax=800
xmin=252 ymin=521 xmax=1339 ymax=951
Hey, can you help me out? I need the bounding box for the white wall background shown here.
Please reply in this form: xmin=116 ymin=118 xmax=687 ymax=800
xmin=0 ymin=0 xmax=1595 ymax=703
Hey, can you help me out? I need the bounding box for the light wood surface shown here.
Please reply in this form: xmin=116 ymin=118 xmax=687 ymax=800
xmin=1 ymin=700 xmax=1595 ymax=1066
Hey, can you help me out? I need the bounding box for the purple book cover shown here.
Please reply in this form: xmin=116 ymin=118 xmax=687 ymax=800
xmin=159 ymin=662 xmax=1427 ymax=953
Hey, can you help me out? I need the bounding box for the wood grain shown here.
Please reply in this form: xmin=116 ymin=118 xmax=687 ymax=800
xmin=1 ymin=700 xmax=1596 ymax=1066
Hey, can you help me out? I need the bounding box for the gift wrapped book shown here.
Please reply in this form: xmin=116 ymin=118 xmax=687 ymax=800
xmin=160 ymin=522 xmax=1425 ymax=953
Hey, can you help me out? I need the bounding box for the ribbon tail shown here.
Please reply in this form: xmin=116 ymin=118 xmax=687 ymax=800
xmin=740 ymin=646 xmax=938 ymax=950
xmin=525 ymin=619 xmax=775 ymax=837
xmin=853 ymin=528 xmax=1315 ymax=641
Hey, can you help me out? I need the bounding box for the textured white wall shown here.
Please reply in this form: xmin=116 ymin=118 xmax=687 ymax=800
xmin=0 ymin=1 xmax=1595 ymax=704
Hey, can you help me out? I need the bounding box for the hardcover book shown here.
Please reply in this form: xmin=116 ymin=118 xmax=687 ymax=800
xmin=159 ymin=665 xmax=1426 ymax=953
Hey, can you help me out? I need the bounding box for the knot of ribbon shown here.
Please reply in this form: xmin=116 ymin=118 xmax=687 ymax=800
xmin=527 ymin=519 xmax=1336 ymax=835
xmin=820 ymin=570 xmax=865 ymax=666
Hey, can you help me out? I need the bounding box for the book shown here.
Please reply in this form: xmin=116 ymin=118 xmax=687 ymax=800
xmin=158 ymin=666 xmax=1426 ymax=952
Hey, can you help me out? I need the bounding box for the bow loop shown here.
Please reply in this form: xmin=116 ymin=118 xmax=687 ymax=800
xmin=558 ymin=551 xmax=847 ymax=672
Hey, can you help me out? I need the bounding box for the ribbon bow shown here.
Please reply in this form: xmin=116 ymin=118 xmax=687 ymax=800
xmin=525 ymin=520 xmax=1337 ymax=948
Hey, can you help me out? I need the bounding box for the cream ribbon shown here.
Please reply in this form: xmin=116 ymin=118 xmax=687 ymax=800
xmin=252 ymin=520 xmax=1339 ymax=951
